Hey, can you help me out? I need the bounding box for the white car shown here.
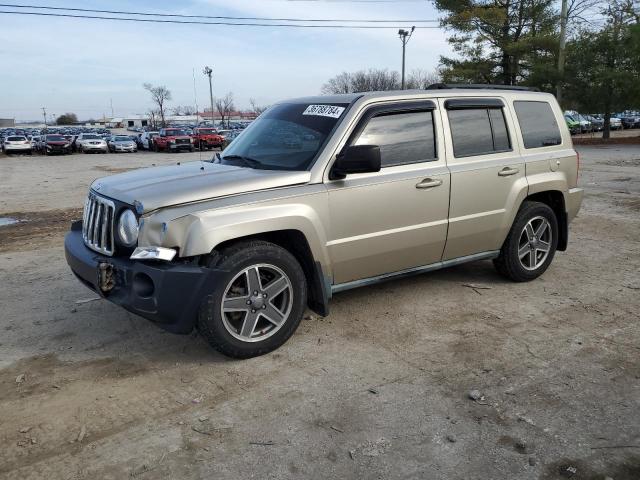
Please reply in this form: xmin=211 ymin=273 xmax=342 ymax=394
xmin=2 ymin=135 xmax=32 ymax=155
xmin=77 ymin=133 xmax=108 ymax=153
xmin=139 ymin=131 xmax=159 ymax=150
xmin=610 ymin=117 xmax=622 ymax=130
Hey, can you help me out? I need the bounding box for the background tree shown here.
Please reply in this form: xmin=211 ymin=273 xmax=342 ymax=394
xmin=321 ymin=69 xmax=400 ymax=94
xmin=171 ymin=105 xmax=196 ymax=116
xmin=249 ymin=98 xmax=269 ymax=117
xmin=433 ymin=0 xmax=559 ymax=85
xmin=564 ymin=1 xmax=640 ymax=138
xmin=147 ymin=109 xmax=161 ymax=130
xmin=143 ymin=83 xmax=171 ymax=127
xmin=56 ymin=112 xmax=78 ymax=125
xmin=215 ymin=92 xmax=235 ymax=128
xmin=405 ymin=68 xmax=442 ymax=89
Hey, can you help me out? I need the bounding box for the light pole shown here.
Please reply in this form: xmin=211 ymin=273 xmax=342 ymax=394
xmin=203 ymin=66 xmax=214 ymax=126
xmin=398 ymin=26 xmax=415 ymax=89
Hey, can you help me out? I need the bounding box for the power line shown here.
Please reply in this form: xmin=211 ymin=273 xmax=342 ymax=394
xmin=0 ymin=10 xmax=442 ymax=28
xmin=0 ymin=3 xmax=439 ymax=23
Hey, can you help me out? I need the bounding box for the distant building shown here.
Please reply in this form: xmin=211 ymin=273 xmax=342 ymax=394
xmin=0 ymin=118 xmax=15 ymax=127
xmin=107 ymin=115 xmax=149 ymax=129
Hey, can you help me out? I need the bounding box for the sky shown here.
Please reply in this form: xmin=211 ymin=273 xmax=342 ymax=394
xmin=0 ymin=0 xmax=452 ymax=121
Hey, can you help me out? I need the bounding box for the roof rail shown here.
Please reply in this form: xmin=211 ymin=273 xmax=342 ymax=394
xmin=427 ymin=83 xmax=540 ymax=92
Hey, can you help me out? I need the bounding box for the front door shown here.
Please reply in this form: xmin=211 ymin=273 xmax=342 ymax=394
xmin=326 ymin=102 xmax=451 ymax=285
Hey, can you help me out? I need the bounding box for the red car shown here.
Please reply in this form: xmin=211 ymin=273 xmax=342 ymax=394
xmin=191 ymin=127 xmax=224 ymax=150
xmin=151 ymin=128 xmax=194 ymax=153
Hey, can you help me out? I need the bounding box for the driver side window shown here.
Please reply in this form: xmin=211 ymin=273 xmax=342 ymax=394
xmin=354 ymin=110 xmax=436 ymax=167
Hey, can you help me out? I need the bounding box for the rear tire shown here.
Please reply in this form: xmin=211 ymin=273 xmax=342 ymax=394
xmin=197 ymin=240 xmax=307 ymax=359
xmin=494 ymin=201 xmax=558 ymax=282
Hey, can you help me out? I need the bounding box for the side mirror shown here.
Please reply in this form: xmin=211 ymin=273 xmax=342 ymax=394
xmin=330 ymin=145 xmax=381 ymax=180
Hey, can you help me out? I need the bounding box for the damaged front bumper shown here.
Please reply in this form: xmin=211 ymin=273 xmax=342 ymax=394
xmin=64 ymin=220 xmax=226 ymax=334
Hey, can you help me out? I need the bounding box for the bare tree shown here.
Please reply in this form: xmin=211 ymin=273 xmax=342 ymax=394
xmin=249 ymin=98 xmax=269 ymax=117
xmin=321 ymin=69 xmax=400 ymax=94
xmin=405 ymin=69 xmax=442 ymax=89
xmin=321 ymin=72 xmax=352 ymax=94
xmin=215 ymin=92 xmax=235 ymax=129
xmin=143 ymin=83 xmax=171 ymax=127
xmin=147 ymin=109 xmax=162 ymax=130
xmin=171 ymin=105 xmax=196 ymax=116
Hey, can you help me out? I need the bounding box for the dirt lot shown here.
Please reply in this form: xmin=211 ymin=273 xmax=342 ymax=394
xmin=0 ymin=147 xmax=639 ymax=479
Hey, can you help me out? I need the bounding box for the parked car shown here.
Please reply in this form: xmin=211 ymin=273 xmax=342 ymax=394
xmin=191 ymin=127 xmax=224 ymax=150
xmin=585 ymin=115 xmax=603 ymax=131
xmin=620 ymin=113 xmax=640 ymax=129
xmin=2 ymin=135 xmax=32 ymax=155
xmin=40 ymin=134 xmax=72 ymax=155
xmin=564 ymin=115 xmax=580 ymax=135
xmin=139 ymin=131 xmax=159 ymax=150
xmin=76 ymin=133 xmax=108 ymax=154
xmin=65 ymin=86 xmax=583 ymax=358
xmin=151 ymin=128 xmax=194 ymax=152
xmin=108 ymin=135 xmax=138 ymax=153
xmin=609 ymin=116 xmax=623 ymax=130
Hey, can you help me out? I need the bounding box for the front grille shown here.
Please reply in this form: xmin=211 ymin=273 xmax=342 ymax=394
xmin=176 ymin=138 xmax=190 ymax=145
xmin=82 ymin=193 xmax=115 ymax=256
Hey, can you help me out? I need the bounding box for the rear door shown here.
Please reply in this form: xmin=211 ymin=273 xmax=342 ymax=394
xmin=326 ymin=101 xmax=451 ymax=284
xmin=439 ymin=97 xmax=527 ymax=260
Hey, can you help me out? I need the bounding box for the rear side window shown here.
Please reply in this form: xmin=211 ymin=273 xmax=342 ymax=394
xmin=514 ymin=101 xmax=562 ymax=148
xmin=354 ymin=111 xmax=436 ymax=167
xmin=448 ymin=108 xmax=511 ymax=157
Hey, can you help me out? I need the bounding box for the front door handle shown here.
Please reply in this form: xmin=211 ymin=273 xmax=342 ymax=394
xmin=498 ymin=167 xmax=520 ymax=177
xmin=416 ymin=178 xmax=443 ymax=189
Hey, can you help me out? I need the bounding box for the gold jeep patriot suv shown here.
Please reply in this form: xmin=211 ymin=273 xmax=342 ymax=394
xmin=65 ymin=84 xmax=583 ymax=358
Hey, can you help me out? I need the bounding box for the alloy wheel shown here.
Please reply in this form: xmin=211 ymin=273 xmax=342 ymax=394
xmin=518 ymin=216 xmax=552 ymax=271
xmin=220 ymin=264 xmax=293 ymax=342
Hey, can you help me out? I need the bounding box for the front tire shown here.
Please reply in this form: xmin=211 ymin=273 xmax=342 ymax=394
xmin=197 ymin=240 xmax=307 ymax=359
xmin=494 ymin=201 xmax=558 ymax=282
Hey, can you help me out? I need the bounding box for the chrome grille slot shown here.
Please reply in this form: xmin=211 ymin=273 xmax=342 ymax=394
xmin=82 ymin=193 xmax=115 ymax=256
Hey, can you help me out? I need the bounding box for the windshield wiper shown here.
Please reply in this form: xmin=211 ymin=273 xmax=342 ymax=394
xmin=220 ymin=154 xmax=264 ymax=169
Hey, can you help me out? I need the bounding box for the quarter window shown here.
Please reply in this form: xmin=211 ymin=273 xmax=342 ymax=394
xmin=514 ymin=101 xmax=562 ymax=148
xmin=354 ymin=111 xmax=436 ymax=167
xmin=448 ymin=108 xmax=512 ymax=157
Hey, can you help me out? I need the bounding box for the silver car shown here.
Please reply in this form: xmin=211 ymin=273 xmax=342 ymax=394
xmin=108 ymin=135 xmax=137 ymax=153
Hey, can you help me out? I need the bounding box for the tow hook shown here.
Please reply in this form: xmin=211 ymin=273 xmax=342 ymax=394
xmin=98 ymin=262 xmax=115 ymax=293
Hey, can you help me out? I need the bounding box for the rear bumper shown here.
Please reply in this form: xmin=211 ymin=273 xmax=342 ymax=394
xmin=64 ymin=222 xmax=226 ymax=334
xmin=566 ymin=187 xmax=584 ymax=222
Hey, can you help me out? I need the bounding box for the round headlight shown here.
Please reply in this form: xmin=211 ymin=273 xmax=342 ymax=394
xmin=117 ymin=209 xmax=139 ymax=246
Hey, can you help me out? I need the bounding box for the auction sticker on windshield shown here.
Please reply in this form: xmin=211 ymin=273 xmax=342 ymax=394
xmin=302 ymin=105 xmax=346 ymax=118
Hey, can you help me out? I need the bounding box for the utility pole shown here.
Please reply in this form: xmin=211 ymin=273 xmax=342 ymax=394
xmin=110 ymin=98 xmax=114 ymax=118
xmin=556 ymin=0 xmax=569 ymax=105
xmin=203 ymin=66 xmax=214 ymax=126
xmin=398 ymin=26 xmax=415 ymax=89
xmin=41 ymin=107 xmax=47 ymax=128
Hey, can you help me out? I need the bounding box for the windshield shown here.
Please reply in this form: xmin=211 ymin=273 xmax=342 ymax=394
xmin=114 ymin=136 xmax=131 ymax=141
xmin=197 ymin=129 xmax=217 ymax=135
xmin=83 ymin=134 xmax=100 ymax=139
xmin=47 ymin=135 xmax=66 ymax=141
xmin=7 ymin=136 xmax=26 ymax=141
xmin=221 ymin=102 xmax=349 ymax=171
xmin=164 ymin=129 xmax=188 ymax=136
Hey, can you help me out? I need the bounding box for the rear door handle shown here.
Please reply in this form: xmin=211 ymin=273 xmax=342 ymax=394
xmin=498 ymin=167 xmax=519 ymax=177
xmin=415 ymin=178 xmax=443 ymax=189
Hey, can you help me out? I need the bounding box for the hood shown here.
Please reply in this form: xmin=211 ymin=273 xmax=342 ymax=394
xmin=91 ymin=161 xmax=312 ymax=213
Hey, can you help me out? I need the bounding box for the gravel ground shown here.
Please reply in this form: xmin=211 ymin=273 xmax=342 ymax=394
xmin=0 ymin=146 xmax=638 ymax=479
